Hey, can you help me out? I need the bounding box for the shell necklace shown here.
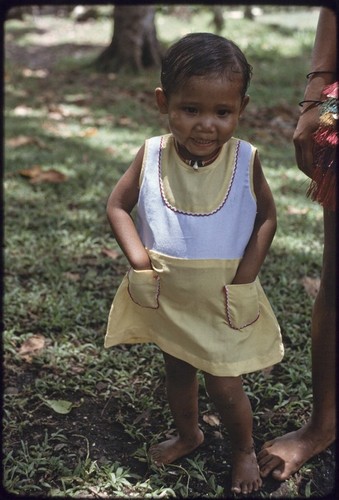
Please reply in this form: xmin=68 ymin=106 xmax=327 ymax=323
xmin=175 ymin=142 xmax=221 ymax=171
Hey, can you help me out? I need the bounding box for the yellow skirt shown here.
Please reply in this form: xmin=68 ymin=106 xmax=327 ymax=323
xmin=105 ymin=250 xmax=284 ymax=376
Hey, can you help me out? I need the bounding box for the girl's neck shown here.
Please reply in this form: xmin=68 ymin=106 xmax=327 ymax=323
xmin=174 ymin=140 xmax=222 ymax=168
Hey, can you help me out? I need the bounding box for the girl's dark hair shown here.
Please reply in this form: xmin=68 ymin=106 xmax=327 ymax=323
xmin=161 ymin=32 xmax=253 ymax=98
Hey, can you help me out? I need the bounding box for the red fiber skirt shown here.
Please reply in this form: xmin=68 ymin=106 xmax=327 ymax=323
xmin=307 ymin=82 xmax=338 ymax=211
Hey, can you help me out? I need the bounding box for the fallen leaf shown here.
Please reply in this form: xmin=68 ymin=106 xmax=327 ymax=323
xmin=6 ymin=135 xmax=33 ymax=148
xmin=70 ymin=366 xmax=85 ymax=374
xmin=301 ymin=276 xmax=320 ymax=298
xmin=18 ymin=165 xmax=67 ymax=184
xmin=41 ymin=398 xmax=73 ymax=414
xmin=30 ymin=169 xmax=67 ymax=184
xmin=102 ymin=247 xmax=120 ymax=260
xmin=202 ymin=413 xmax=220 ymax=427
xmin=18 ymin=334 xmax=45 ymax=359
xmin=18 ymin=165 xmax=43 ymax=178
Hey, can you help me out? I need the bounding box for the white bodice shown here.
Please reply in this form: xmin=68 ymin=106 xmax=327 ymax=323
xmin=137 ymin=135 xmax=257 ymax=259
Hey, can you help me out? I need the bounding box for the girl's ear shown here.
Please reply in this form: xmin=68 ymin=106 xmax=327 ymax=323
xmin=155 ymin=87 xmax=169 ymax=114
xmin=240 ymin=95 xmax=250 ymax=115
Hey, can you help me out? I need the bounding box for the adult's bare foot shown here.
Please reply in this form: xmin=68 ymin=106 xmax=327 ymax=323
xmin=258 ymin=423 xmax=335 ymax=481
xmin=231 ymin=446 xmax=262 ymax=495
xmin=149 ymin=429 xmax=204 ymax=466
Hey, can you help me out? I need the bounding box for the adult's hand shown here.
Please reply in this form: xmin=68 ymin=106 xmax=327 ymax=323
xmin=293 ymin=105 xmax=319 ymax=179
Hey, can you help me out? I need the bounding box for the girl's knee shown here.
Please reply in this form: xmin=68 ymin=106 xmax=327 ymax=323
xmin=203 ymin=373 xmax=243 ymax=401
xmin=163 ymin=352 xmax=197 ymax=383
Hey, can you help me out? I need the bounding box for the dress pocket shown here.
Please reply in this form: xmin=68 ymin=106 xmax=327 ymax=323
xmin=127 ymin=268 xmax=160 ymax=309
xmin=224 ymin=281 xmax=260 ymax=330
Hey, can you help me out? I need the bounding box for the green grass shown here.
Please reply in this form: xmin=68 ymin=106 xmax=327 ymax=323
xmin=3 ymin=6 xmax=334 ymax=498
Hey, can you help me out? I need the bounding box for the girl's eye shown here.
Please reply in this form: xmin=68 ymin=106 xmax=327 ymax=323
xmin=218 ymin=109 xmax=229 ymax=117
xmin=183 ymin=106 xmax=197 ymax=114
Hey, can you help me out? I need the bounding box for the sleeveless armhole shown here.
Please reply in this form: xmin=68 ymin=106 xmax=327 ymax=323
xmin=138 ymin=140 xmax=148 ymax=188
xmin=249 ymin=146 xmax=257 ymax=202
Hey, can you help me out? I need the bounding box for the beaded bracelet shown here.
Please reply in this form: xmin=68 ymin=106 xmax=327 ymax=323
xmin=306 ymin=71 xmax=336 ymax=79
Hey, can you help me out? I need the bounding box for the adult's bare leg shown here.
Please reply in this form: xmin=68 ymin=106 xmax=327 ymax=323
xmin=149 ymin=352 xmax=204 ymax=465
xmin=258 ymin=208 xmax=336 ymax=480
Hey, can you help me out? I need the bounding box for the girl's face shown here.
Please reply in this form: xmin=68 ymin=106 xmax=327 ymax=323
xmin=155 ymin=74 xmax=249 ymax=162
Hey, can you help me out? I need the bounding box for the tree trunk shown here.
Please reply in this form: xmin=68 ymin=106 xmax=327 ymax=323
xmin=211 ymin=6 xmax=224 ymax=34
xmin=95 ymin=5 xmax=161 ymax=72
xmin=244 ymin=6 xmax=254 ymax=20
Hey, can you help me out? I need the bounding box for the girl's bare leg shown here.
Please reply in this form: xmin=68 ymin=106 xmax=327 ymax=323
xmin=149 ymin=352 xmax=204 ymax=465
xmin=258 ymin=208 xmax=336 ymax=480
xmin=204 ymin=373 xmax=262 ymax=495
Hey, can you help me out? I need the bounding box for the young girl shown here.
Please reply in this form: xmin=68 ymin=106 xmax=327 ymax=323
xmin=105 ymin=32 xmax=284 ymax=495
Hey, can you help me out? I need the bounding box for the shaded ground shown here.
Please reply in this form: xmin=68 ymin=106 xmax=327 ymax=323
xmin=4 ymin=357 xmax=336 ymax=498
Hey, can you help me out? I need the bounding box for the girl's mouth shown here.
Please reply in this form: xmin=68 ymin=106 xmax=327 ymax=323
xmin=176 ymin=139 xmax=221 ymax=165
xmin=192 ymin=138 xmax=215 ymax=146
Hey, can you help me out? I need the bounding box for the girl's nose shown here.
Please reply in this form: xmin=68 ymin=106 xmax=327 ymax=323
xmin=196 ymin=115 xmax=215 ymax=131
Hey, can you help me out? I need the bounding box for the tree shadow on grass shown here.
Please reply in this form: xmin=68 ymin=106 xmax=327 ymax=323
xmin=3 ymin=12 xmax=335 ymax=499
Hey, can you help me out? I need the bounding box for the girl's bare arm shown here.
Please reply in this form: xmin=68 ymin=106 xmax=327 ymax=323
xmin=232 ymin=153 xmax=277 ymax=284
xmin=106 ymin=145 xmax=152 ymax=270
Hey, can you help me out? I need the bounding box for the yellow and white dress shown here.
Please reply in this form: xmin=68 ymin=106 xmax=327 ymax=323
xmin=105 ymin=134 xmax=284 ymax=376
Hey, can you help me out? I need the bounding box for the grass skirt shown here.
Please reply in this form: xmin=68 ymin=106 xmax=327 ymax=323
xmin=307 ymin=82 xmax=338 ymax=211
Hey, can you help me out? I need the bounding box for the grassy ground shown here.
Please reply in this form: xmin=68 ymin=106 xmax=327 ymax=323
xmin=3 ymin=6 xmax=335 ymax=498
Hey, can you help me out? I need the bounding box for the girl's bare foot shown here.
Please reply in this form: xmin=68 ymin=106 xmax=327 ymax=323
xmin=149 ymin=429 xmax=204 ymax=465
xmin=258 ymin=422 xmax=335 ymax=481
xmin=231 ymin=446 xmax=262 ymax=495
